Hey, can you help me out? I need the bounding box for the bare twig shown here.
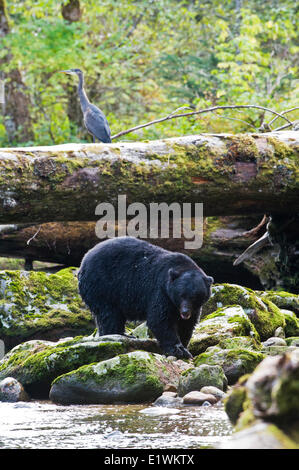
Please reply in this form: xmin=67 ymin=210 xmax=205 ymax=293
xmin=27 ymin=226 xmax=41 ymax=245
xmin=111 ymin=104 xmax=292 ymax=140
xmin=267 ymin=106 xmax=299 ymax=127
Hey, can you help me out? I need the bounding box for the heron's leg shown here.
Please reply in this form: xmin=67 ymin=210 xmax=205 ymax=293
xmin=93 ymin=135 xmax=95 ymax=143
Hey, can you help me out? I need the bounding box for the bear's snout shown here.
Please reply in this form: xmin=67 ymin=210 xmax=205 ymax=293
xmin=180 ymin=301 xmax=192 ymax=320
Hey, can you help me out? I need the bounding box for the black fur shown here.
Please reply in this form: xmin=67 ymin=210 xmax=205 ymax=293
xmin=78 ymin=237 xmax=213 ymax=359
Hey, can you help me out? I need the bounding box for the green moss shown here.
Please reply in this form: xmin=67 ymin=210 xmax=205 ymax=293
xmin=203 ymin=284 xmax=285 ymax=340
xmin=0 ymin=267 xmax=94 ymax=341
xmin=224 ymin=385 xmax=248 ymax=424
xmin=51 ymin=350 xmax=166 ymax=402
xmin=194 ymin=347 xmax=265 ymax=385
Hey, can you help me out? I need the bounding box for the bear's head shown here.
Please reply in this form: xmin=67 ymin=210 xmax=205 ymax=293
xmin=167 ymin=268 xmax=213 ymax=320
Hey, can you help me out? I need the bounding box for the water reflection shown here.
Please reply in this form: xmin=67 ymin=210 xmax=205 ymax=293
xmin=0 ymin=401 xmax=232 ymax=449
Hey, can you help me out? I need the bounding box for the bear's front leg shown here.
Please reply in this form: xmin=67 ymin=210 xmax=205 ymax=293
xmin=147 ymin=316 xmax=192 ymax=359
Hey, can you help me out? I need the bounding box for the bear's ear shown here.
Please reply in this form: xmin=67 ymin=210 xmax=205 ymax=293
xmin=205 ymin=276 xmax=214 ymax=285
xmin=168 ymin=268 xmax=180 ymax=282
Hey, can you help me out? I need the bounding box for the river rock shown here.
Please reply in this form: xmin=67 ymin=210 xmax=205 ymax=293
xmin=177 ymin=364 xmax=227 ymax=396
xmin=0 ymin=377 xmax=29 ymax=402
xmin=182 ymin=391 xmax=218 ymax=405
xmin=200 ymin=386 xmax=227 ymax=401
xmin=0 ymin=334 xmax=161 ymax=398
xmin=194 ymin=346 xmax=265 ymax=385
xmin=286 ymin=337 xmax=299 ymax=347
xmin=153 ymin=391 xmax=183 ymax=407
xmin=246 ymin=350 xmax=299 ymax=421
xmin=0 ymin=267 xmax=95 ymax=350
xmin=189 ymin=305 xmax=260 ymax=356
xmin=281 ymin=309 xmax=299 ymax=337
xmin=262 ymin=337 xmax=287 ymax=347
xmin=219 ymin=421 xmax=298 ymax=449
xmin=202 ymin=284 xmax=285 ymax=340
xmin=49 ymin=350 xmax=184 ymax=405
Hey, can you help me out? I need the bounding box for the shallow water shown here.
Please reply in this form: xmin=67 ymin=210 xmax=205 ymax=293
xmin=0 ymin=401 xmax=232 ymax=449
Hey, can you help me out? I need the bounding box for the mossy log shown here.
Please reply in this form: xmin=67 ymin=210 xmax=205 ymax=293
xmin=0 ymin=131 xmax=298 ymax=224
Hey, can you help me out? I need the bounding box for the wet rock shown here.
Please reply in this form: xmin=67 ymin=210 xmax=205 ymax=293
xmin=286 ymin=337 xmax=299 ymax=347
xmin=153 ymin=391 xmax=183 ymax=407
xmin=189 ymin=305 xmax=260 ymax=356
xmin=177 ymin=364 xmax=227 ymax=396
xmin=0 ymin=377 xmax=29 ymax=402
xmin=258 ymin=291 xmax=299 ymax=315
xmin=219 ymin=421 xmax=298 ymax=449
xmin=200 ymin=386 xmax=227 ymax=401
xmin=0 ymin=335 xmax=161 ymax=398
xmin=194 ymin=346 xmax=265 ymax=385
xmin=281 ymin=309 xmax=299 ymax=337
xmin=261 ymin=345 xmax=297 ymax=356
xmin=0 ymin=268 xmax=95 ymax=350
xmin=274 ymin=327 xmax=285 ymax=338
xmin=182 ymin=391 xmax=218 ymax=405
xmin=202 ymin=284 xmax=285 ymax=340
xmin=49 ymin=351 xmax=184 ymax=405
xmin=224 ymin=375 xmax=249 ymax=425
xmin=246 ymin=350 xmax=299 ymax=421
xmin=262 ymin=337 xmax=287 ymax=347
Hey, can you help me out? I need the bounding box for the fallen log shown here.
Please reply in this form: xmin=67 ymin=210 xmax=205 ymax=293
xmin=0 ymin=217 xmax=273 ymax=290
xmin=0 ymin=131 xmax=298 ymax=224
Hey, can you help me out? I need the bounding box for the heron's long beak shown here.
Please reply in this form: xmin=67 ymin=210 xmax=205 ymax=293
xmin=58 ymin=70 xmax=73 ymax=75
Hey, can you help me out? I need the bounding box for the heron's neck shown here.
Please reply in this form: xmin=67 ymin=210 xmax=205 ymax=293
xmin=78 ymin=74 xmax=90 ymax=112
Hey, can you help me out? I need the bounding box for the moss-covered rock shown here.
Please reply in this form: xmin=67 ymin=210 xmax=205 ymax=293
xmin=194 ymin=346 xmax=265 ymax=385
xmin=0 ymin=334 xmax=161 ymax=398
xmin=177 ymin=364 xmax=227 ymax=396
xmin=246 ymin=350 xmax=299 ymax=422
xmin=49 ymin=350 xmax=184 ymax=405
xmin=258 ymin=291 xmax=299 ymax=315
xmin=0 ymin=268 xmax=95 ymax=350
xmin=281 ymin=309 xmax=299 ymax=337
xmin=202 ymin=284 xmax=285 ymax=340
xmin=219 ymin=421 xmax=299 ymax=449
xmin=189 ymin=305 xmax=259 ymax=356
xmin=224 ymin=375 xmax=250 ymax=425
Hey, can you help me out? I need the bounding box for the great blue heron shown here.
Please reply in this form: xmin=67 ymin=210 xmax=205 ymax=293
xmin=59 ymin=68 xmax=111 ymax=143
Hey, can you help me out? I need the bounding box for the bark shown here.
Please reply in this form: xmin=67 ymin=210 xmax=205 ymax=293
xmin=0 ymin=131 xmax=298 ymax=224
xmin=0 ymin=0 xmax=34 ymax=143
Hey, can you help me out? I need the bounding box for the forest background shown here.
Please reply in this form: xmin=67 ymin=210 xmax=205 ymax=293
xmin=0 ymin=0 xmax=298 ymax=147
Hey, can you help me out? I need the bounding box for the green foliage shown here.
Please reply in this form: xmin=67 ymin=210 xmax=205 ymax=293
xmin=0 ymin=0 xmax=298 ymax=146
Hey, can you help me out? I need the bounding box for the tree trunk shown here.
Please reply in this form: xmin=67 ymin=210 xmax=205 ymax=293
xmin=0 ymin=0 xmax=33 ymax=143
xmin=0 ymin=132 xmax=298 ymax=224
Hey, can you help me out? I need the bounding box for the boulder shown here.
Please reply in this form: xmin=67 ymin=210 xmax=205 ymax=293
xmin=189 ymin=305 xmax=260 ymax=356
xmin=246 ymin=350 xmax=299 ymax=422
xmin=0 ymin=334 xmax=161 ymax=398
xmin=202 ymin=284 xmax=285 ymax=340
xmin=194 ymin=346 xmax=265 ymax=385
xmin=0 ymin=268 xmax=95 ymax=350
xmin=49 ymin=351 xmax=184 ymax=405
xmin=177 ymin=364 xmax=227 ymax=396
xmin=219 ymin=421 xmax=298 ymax=449
xmin=258 ymin=291 xmax=299 ymax=315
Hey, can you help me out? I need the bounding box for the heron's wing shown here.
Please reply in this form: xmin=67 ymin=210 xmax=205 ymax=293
xmin=84 ymin=105 xmax=111 ymax=143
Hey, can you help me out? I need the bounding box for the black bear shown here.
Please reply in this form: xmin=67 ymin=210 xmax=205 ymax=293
xmin=78 ymin=237 xmax=213 ymax=359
